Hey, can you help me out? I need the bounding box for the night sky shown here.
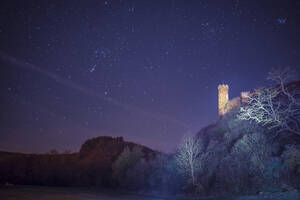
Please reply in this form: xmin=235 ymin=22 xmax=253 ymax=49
xmin=1 ymin=0 xmax=300 ymax=153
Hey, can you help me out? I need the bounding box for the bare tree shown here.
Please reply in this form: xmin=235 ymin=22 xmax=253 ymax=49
xmin=48 ymin=149 xmax=59 ymax=154
xmin=237 ymin=67 xmax=300 ymax=137
xmin=175 ymin=136 xmax=201 ymax=187
xmin=63 ymin=150 xmax=72 ymax=154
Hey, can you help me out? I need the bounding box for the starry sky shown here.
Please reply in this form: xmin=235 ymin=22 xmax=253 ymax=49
xmin=0 ymin=0 xmax=300 ymax=153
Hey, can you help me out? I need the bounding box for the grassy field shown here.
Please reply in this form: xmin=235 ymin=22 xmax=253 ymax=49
xmin=0 ymin=185 xmax=299 ymax=200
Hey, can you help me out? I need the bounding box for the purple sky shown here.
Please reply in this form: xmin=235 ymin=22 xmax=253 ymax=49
xmin=0 ymin=0 xmax=300 ymax=153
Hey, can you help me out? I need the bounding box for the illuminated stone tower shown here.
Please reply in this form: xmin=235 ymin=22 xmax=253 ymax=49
xmin=218 ymin=84 xmax=229 ymax=116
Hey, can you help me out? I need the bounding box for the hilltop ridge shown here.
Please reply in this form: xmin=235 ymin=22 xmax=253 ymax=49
xmin=193 ymin=80 xmax=300 ymax=194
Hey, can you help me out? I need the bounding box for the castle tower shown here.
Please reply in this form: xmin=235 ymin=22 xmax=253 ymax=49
xmin=218 ymin=84 xmax=229 ymax=116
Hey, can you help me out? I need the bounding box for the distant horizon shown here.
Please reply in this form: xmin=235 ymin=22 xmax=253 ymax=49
xmin=1 ymin=77 xmax=300 ymax=154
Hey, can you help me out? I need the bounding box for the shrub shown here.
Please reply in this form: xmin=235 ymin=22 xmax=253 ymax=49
xmin=281 ymin=145 xmax=300 ymax=188
xmin=112 ymin=146 xmax=144 ymax=189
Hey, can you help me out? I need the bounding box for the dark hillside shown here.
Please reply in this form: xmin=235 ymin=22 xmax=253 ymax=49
xmin=194 ymin=81 xmax=300 ymax=194
xmin=0 ymin=136 xmax=157 ymax=187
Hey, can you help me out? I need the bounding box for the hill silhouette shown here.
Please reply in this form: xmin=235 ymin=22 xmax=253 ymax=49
xmin=0 ymin=136 xmax=157 ymax=187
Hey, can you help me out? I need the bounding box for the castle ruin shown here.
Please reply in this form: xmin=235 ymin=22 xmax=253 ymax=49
xmin=218 ymin=84 xmax=250 ymax=116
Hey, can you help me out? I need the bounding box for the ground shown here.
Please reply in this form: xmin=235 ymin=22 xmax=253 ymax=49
xmin=0 ymin=186 xmax=299 ymax=200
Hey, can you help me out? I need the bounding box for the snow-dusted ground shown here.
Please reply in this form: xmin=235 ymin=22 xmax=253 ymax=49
xmin=0 ymin=185 xmax=299 ymax=200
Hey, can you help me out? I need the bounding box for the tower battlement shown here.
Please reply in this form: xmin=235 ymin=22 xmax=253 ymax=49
xmin=218 ymin=84 xmax=229 ymax=90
